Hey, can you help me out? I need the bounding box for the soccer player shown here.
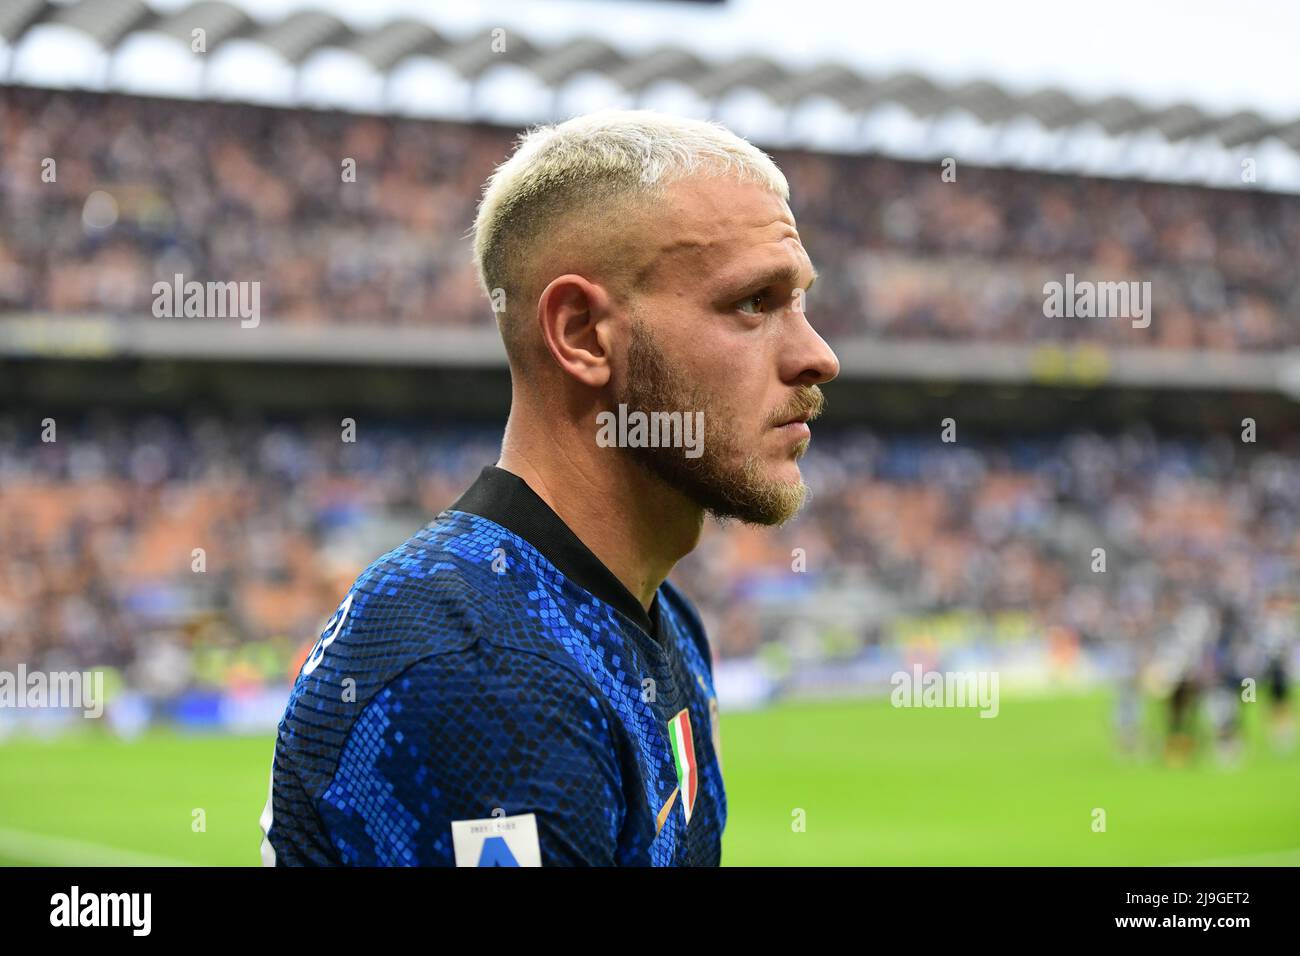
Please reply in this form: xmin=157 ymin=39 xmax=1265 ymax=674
xmin=260 ymin=110 xmax=840 ymax=866
xmin=1257 ymin=595 xmax=1296 ymax=752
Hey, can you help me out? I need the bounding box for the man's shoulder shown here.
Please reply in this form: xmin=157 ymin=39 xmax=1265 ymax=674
xmin=344 ymin=511 xmax=493 ymax=638
xmin=308 ymin=508 xmax=591 ymax=685
xmin=343 ymin=508 xmax=541 ymax=634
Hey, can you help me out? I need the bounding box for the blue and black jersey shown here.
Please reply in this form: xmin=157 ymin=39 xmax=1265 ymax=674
xmin=261 ymin=465 xmax=725 ymax=866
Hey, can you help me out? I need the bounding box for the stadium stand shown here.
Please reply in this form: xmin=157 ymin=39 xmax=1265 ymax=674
xmin=2 ymin=86 xmax=1299 ymax=353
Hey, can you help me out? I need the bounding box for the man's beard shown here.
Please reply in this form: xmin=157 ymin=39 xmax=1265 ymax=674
xmin=613 ymin=319 xmax=821 ymax=526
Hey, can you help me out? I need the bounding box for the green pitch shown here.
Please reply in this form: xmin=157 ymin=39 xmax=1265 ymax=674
xmin=0 ymin=691 xmax=1296 ymax=866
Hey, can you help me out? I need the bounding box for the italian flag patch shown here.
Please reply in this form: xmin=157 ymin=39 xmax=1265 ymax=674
xmin=667 ymin=708 xmax=699 ymax=824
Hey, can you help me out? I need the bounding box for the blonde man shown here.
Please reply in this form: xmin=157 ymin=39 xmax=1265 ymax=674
xmin=263 ymin=110 xmax=839 ymax=866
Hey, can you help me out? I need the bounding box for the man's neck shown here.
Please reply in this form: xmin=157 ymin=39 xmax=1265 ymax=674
xmin=497 ymin=424 xmax=703 ymax=611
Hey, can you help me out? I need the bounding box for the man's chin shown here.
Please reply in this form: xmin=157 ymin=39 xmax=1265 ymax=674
xmin=774 ymin=453 xmax=807 ymax=481
xmin=705 ymin=471 xmax=809 ymax=527
xmin=756 ymin=452 xmax=807 ymax=492
xmin=621 ymin=445 xmax=809 ymax=526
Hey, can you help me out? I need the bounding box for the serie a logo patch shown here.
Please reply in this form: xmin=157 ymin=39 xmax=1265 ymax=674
xmin=451 ymin=812 xmax=542 ymax=866
xmin=667 ymin=708 xmax=699 ymax=824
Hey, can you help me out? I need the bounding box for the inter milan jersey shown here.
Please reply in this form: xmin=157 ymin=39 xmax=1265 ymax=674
xmin=260 ymin=465 xmax=726 ymax=866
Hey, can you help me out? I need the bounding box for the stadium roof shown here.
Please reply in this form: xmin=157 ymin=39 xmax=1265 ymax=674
xmin=4 ymin=0 xmax=1300 ymax=191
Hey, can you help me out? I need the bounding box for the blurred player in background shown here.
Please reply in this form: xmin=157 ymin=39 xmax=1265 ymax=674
xmin=1160 ymin=597 xmax=1214 ymax=767
xmin=1257 ymin=595 xmax=1296 ymax=752
xmin=1205 ymin=601 xmax=1247 ymax=766
xmin=1111 ymin=608 xmax=1149 ymax=758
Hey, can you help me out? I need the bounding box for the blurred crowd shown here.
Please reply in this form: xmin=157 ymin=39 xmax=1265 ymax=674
xmin=0 ymin=414 xmax=1295 ymax=703
xmin=2 ymin=87 xmax=1298 ymax=351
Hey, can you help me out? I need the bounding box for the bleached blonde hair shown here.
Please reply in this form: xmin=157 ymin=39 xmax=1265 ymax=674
xmin=471 ymin=109 xmax=789 ymax=366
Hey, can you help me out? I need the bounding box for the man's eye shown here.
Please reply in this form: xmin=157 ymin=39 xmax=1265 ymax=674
xmin=737 ymin=293 xmax=766 ymax=315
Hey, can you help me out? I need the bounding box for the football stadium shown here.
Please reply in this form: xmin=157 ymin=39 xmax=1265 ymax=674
xmin=1 ymin=0 xmax=1298 ymax=874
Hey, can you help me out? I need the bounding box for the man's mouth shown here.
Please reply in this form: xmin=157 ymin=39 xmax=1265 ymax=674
xmin=775 ymin=411 xmax=812 ymax=427
xmin=770 ymin=387 xmax=824 ymax=440
xmin=773 ymin=412 xmax=812 ymax=441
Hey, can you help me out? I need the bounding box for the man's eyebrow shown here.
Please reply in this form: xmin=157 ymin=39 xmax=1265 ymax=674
xmin=731 ymin=263 xmax=818 ymax=294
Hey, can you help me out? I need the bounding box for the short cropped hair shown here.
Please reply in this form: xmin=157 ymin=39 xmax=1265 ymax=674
xmin=471 ymin=109 xmax=789 ymax=366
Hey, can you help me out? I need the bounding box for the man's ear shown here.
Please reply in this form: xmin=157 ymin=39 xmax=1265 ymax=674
xmin=536 ymin=274 xmax=613 ymax=388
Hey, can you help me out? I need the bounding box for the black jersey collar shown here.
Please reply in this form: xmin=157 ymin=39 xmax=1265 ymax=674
xmin=448 ymin=465 xmax=660 ymax=637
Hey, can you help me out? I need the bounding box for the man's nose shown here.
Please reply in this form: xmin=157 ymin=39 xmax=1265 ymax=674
xmin=783 ymin=314 xmax=840 ymax=386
